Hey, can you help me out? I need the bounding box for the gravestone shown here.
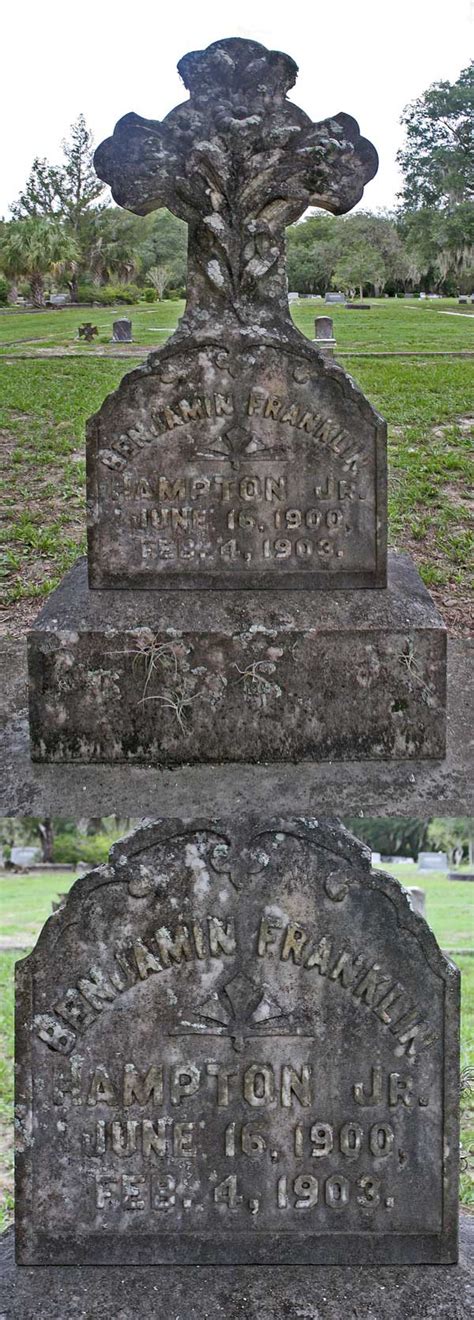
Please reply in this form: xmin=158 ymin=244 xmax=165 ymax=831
xmin=15 ymin=817 xmax=459 ymax=1265
xmin=418 ymin=853 xmax=449 ymax=872
xmin=405 ymin=886 xmax=426 ymax=917
xmin=27 ymin=37 xmax=447 ymax=763
xmin=112 ymin=317 xmax=132 ymax=342
xmin=325 ymin=293 xmax=345 ymax=304
xmin=11 ymin=846 xmax=41 ymax=868
xmin=314 ymin=316 xmax=336 ymax=359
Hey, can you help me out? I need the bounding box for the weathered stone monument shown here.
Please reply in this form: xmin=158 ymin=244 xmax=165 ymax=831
xmin=112 ymin=317 xmax=132 ymax=342
xmin=15 ymin=817 xmax=459 ymax=1265
xmin=27 ymin=37 xmax=446 ymax=763
xmin=314 ymin=315 xmax=336 ymax=358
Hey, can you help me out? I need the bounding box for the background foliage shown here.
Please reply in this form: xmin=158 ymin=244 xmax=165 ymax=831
xmin=0 ymin=63 xmax=472 ymax=304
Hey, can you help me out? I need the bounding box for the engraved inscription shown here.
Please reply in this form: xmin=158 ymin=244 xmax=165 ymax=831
xmin=88 ymin=341 xmax=386 ymax=587
xmin=17 ymin=820 xmax=456 ymax=1265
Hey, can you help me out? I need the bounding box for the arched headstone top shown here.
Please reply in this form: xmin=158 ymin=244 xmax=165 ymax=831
xmin=16 ymin=817 xmax=459 ymax=1266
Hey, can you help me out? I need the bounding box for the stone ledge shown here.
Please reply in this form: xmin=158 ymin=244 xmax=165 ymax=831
xmin=27 ymin=552 xmax=446 ymax=764
xmin=29 ymin=551 xmax=441 ymax=634
xmin=1 ymin=638 xmax=471 ymax=815
xmin=1 ymin=1217 xmax=473 ymax=1320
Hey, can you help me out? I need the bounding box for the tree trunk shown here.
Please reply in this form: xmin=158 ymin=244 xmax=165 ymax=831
xmin=30 ymin=273 xmax=44 ymax=307
xmin=359 ymin=284 xmax=363 ymax=300
xmin=69 ymin=272 xmax=79 ymax=303
xmin=87 ymin=818 xmax=103 ymax=835
xmin=37 ymin=818 xmax=54 ymax=863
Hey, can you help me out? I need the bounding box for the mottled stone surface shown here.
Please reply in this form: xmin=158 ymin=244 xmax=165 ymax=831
xmin=27 ymin=553 xmax=446 ymax=764
xmin=87 ymin=38 xmax=385 ymax=591
xmin=4 ymin=638 xmax=471 ymax=814
xmin=3 ymin=1220 xmax=474 ymax=1320
xmin=15 ymin=818 xmax=459 ymax=1266
xmin=112 ymin=318 xmax=132 ymax=342
xmin=87 ymin=339 xmax=386 ymax=590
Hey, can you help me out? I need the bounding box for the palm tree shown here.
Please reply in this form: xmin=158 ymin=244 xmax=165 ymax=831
xmin=87 ymin=212 xmax=142 ymax=286
xmin=0 ymin=217 xmax=80 ymax=306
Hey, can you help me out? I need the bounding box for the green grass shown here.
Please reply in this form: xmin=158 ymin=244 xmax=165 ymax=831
xmin=1 ymin=869 xmax=77 ymax=941
xmin=0 ymin=300 xmax=184 ymax=353
xmin=0 ymin=865 xmax=472 ymax=1225
xmin=291 ymin=296 xmax=474 ymax=353
xmin=380 ymin=863 xmax=474 ymax=950
xmin=0 ymin=296 xmax=472 ymax=354
xmin=1 ymin=299 xmax=472 ymax=634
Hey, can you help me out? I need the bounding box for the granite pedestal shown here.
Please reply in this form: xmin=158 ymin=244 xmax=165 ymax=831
xmin=27 ymin=552 xmax=446 ymax=764
xmin=2 ymin=1219 xmax=473 ymax=1320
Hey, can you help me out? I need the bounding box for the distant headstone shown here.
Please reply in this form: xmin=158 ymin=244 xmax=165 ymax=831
xmin=345 ymin=303 xmax=371 ymax=310
xmin=11 ymin=846 xmax=41 ymax=867
xmin=314 ymin=315 xmax=336 ymax=358
xmin=418 ymin=853 xmax=448 ymax=872
xmin=49 ymin=294 xmax=69 ymax=307
xmin=405 ymin=886 xmax=426 ymax=917
xmin=458 ymin=296 xmax=468 ymax=304
xmin=288 ymin=292 xmax=299 ymax=303
xmin=325 ymin=292 xmax=345 ymax=304
xmin=314 ymin=316 xmax=334 ymax=340
xmin=112 ymin=318 xmax=132 ymax=342
xmin=15 ymin=817 xmax=459 ymax=1265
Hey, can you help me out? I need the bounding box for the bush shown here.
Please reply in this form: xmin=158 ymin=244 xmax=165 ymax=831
xmin=142 ymin=287 xmax=156 ymax=302
xmin=53 ymin=833 xmax=80 ymax=865
xmin=75 ymin=834 xmax=113 ymax=865
xmin=77 ymin=283 xmax=142 ymax=306
xmin=163 ymin=286 xmax=186 ymax=300
xmin=53 ymin=832 xmax=113 ymax=866
xmin=0 ymin=276 xmax=9 ymax=305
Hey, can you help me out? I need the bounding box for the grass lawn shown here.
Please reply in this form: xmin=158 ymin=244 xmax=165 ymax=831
xmin=1 ymin=297 xmax=472 ymax=637
xmin=0 ymin=863 xmax=472 ymax=1227
xmin=0 ymin=300 xmax=184 ymax=353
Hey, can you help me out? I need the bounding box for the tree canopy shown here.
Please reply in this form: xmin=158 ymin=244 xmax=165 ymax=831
xmin=0 ymin=217 xmax=80 ymax=305
xmin=1 ymin=75 xmax=473 ymax=306
xmin=397 ymin=62 xmax=474 ymax=210
xmin=11 ymin=114 xmax=105 ymax=230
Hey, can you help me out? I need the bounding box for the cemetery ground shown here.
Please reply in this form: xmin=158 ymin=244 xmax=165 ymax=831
xmin=0 ymin=863 xmax=473 ymax=1231
xmin=1 ymin=297 xmax=472 ymax=638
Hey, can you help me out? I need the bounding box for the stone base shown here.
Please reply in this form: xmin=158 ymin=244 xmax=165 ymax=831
xmin=1 ymin=1219 xmax=473 ymax=1320
xmin=27 ymin=553 xmax=446 ymax=764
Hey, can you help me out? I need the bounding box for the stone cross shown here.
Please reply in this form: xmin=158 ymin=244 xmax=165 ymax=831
xmin=94 ymin=38 xmax=378 ymax=333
